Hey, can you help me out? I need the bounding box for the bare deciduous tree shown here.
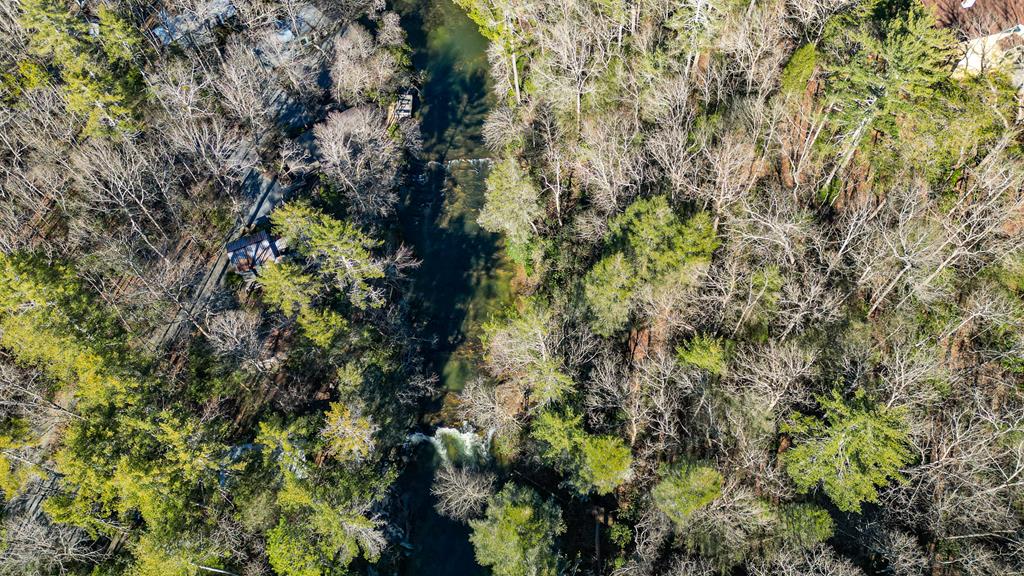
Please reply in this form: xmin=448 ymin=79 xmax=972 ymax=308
xmin=728 ymin=341 xmax=816 ymax=416
xmin=0 ymin=359 xmax=77 ymax=427
xmin=377 ymin=12 xmax=405 ymax=46
xmin=330 ymin=24 xmax=400 ymax=104
xmin=206 ymin=309 xmax=264 ymax=370
xmin=314 ymin=107 xmax=400 ymax=218
xmin=431 ymin=465 xmax=495 ymax=521
xmin=717 ymin=1 xmax=791 ymax=95
xmin=260 ymin=33 xmax=325 ymax=101
xmin=482 ymin=106 xmax=522 ymax=153
xmin=785 ymin=0 xmax=858 ymax=39
xmin=0 ymin=512 xmax=104 ymax=576
xmin=530 ymin=0 xmax=611 ymax=124
xmin=458 ymin=379 xmax=524 ymax=435
xmin=749 ymin=545 xmax=865 ymax=576
xmin=218 ymin=41 xmax=280 ymax=135
xmin=876 ymin=530 xmax=928 ymax=576
xmin=577 ymin=117 xmax=646 ymax=214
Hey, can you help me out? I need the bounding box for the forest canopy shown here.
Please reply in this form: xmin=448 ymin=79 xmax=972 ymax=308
xmin=0 ymin=0 xmax=1023 ymax=574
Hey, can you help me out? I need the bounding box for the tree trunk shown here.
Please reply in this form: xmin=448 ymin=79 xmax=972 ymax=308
xmin=511 ymin=49 xmax=521 ymax=104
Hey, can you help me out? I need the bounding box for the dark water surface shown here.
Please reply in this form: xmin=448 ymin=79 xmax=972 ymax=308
xmin=392 ymin=0 xmax=511 ymax=573
xmin=395 ymin=0 xmax=512 ymax=394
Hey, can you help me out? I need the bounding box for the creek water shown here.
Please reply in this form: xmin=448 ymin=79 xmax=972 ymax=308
xmin=392 ymin=0 xmax=511 ymax=572
xmin=395 ymin=0 xmax=512 ymax=396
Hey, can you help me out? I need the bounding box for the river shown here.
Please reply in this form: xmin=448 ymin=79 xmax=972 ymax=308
xmin=393 ymin=0 xmax=510 ymax=572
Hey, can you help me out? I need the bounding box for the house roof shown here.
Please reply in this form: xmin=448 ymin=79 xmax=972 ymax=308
xmin=922 ymin=0 xmax=1024 ymax=37
xmin=955 ymin=24 xmax=1024 ymax=86
xmin=226 ymin=230 xmax=273 ymax=253
xmin=151 ymin=0 xmax=237 ymax=46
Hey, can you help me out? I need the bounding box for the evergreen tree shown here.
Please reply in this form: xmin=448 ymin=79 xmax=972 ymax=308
xmin=272 ymin=202 xmax=385 ymax=310
xmin=258 ymin=261 xmax=346 ymax=348
xmin=652 ymin=461 xmax=723 ymax=529
xmin=584 ymin=196 xmax=717 ymax=336
xmin=469 ymin=484 xmax=564 ymax=576
xmin=477 ymin=157 xmax=543 ymax=258
xmin=19 ymin=0 xmax=144 ymax=136
xmin=782 ymin=390 xmax=914 ymax=513
xmin=825 ymin=2 xmax=952 ymax=143
xmin=578 ymin=435 xmax=632 ymax=495
xmin=531 ymin=409 xmax=632 ymax=495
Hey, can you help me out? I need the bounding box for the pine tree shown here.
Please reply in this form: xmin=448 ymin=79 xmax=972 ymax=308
xmin=531 ymin=409 xmax=632 ymax=495
xmin=825 ymin=1 xmax=953 ymax=142
xmin=584 ymin=196 xmax=717 ymax=335
xmin=272 ymin=202 xmax=385 ymax=310
xmin=469 ymin=484 xmax=564 ymax=576
xmin=782 ymin=390 xmax=914 ymax=513
xmin=652 ymin=461 xmax=723 ymax=528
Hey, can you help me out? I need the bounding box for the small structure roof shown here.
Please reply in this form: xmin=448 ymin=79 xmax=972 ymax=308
xmin=227 ymin=231 xmax=281 ymax=275
xmin=226 ymin=230 xmax=272 ymax=253
xmin=151 ymin=0 xmax=237 ymax=47
xmin=955 ymin=24 xmax=1024 ymax=85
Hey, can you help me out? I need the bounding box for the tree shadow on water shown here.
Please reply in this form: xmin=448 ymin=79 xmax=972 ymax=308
xmin=401 ymin=165 xmax=504 ymax=400
xmin=395 ymin=0 xmax=501 ymax=394
xmin=391 ymin=1 xmax=503 ymax=574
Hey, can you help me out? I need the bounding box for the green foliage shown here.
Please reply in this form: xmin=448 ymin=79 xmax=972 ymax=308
xmin=0 ymin=254 xmax=136 ymax=405
xmin=652 ymin=462 xmax=723 ymax=528
xmin=453 ymin=0 xmax=511 ymax=42
xmin=773 ymin=503 xmax=834 ymax=550
xmin=96 ymin=5 xmax=140 ymax=65
xmin=0 ymin=310 xmax=132 ymax=405
xmin=579 ymin=435 xmax=633 ymax=494
xmin=780 ymin=44 xmax=817 ymax=96
xmin=1 ymin=60 xmax=49 ymax=103
xmin=0 ymin=253 xmax=233 ymax=553
xmin=255 ymin=420 xmax=389 ymax=576
xmin=321 ymin=402 xmax=376 ymax=463
xmin=0 ymin=419 xmax=36 ymax=499
xmin=532 ymin=409 xmax=583 ymax=463
xmin=583 ymin=253 xmax=633 ymax=337
xmin=782 ymin=389 xmax=914 ymax=512
xmin=482 ymin=302 xmax=572 ymax=407
xmin=925 ymin=75 xmax=1018 ymax=180
xmin=584 ymin=197 xmax=717 ymax=336
xmin=19 ymin=0 xmax=144 ymax=136
xmin=267 ymin=520 xmax=325 ymax=576
xmin=478 ymin=157 xmax=543 ymax=255
xmin=822 ymin=1 xmax=954 ymax=175
xmin=258 ymin=261 xmax=345 ymax=348
xmin=19 ymin=0 xmax=83 ymax=61
xmin=825 ymin=2 xmax=951 ymax=134
xmin=606 ymin=197 xmax=717 ymax=282
xmin=272 ymin=202 xmax=385 ymax=310
xmin=531 ymin=409 xmax=632 ymax=495
xmin=257 ymin=263 xmax=313 ymax=314
xmin=676 ymin=335 xmax=728 ymax=376
xmin=48 ymin=410 xmax=222 ymax=538
xmin=469 ymin=484 xmax=564 ymax=576
xmin=129 ymin=532 xmax=221 ymax=576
